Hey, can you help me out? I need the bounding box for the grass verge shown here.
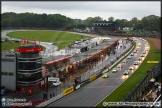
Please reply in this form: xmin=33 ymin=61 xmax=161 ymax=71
xmin=6 ymin=30 xmax=93 ymax=50
xmin=1 ymin=41 xmax=46 ymax=51
xmin=96 ymin=39 xmax=161 ymax=107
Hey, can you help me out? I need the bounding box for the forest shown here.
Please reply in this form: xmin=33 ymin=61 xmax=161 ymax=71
xmin=1 ymin=12 xmax=161 ymax=32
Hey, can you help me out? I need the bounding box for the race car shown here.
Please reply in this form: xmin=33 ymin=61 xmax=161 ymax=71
xmin=117 ymin=63 xmax=122 ymax=68
xmin=102 ymin=73 xmax=109 ymax=78
xmin=127 ymin=56 xmax=132 ymax=59
xmin=122 ymin=59 xmax=127 ymax=63
xmin=123 ymin=70 xmax=129 ymax=75
xmin=112 ymin=67 xmax=118 ymax=73
xmin=129 ymin=65 xmax=135 ymax=70
xmin=130 ymin=53 xmax=134 ymax=56
xmin=134 ymin=61 xmax=139 ymax=65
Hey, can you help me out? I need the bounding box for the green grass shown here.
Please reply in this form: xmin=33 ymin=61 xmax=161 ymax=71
xmin=54 ymin=41 xmax=76 ymax=50
xmin=6 ymin=30 xmax=93 ymax=50
xmin=1 ymin=41 xmax=46 ymax=51
xmin=1 ymin=41 xmax=21 ymax=51
xmin=96 ymin=39 xmax=161 ymax=107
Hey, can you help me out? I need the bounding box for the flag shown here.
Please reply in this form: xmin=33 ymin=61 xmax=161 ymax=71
xmin=34 ymin=39 xmax=36 ymax=46
xmin=26 ymin=38 xmax=29 ymax=44
xmin=21 ymin=39 xmax=24 ymax=46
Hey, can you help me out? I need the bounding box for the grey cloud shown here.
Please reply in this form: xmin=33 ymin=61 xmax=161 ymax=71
xmin=1 ymin=1 xmax=160 ymax=20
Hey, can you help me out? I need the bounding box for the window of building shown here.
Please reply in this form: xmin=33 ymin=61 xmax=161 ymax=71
xmin=1 ymin=72 xmax=14 ymax=76
xmin=17 ymin=72 xmax=42 ymax=82
xmin=18 ymin=60 xmax=42 ymax=70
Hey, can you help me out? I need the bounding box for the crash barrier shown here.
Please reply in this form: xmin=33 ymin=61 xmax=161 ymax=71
xmin=89 ymin=74 xmax=97 ymax=82
xmin=63 ymin=86 xmax=74 ymax=96
xmin=36 ymin=93 xmax=63 ymax=107
xmin=79 ymin=40 xmax=134 ymax=85
xmin=122 ymin=61 xmax=161 ymax=103
xmin=36 ymin=81 xmax=74 ymax=107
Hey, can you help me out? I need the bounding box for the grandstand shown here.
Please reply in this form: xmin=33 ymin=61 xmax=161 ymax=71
xmin=93 ymin=21 xmax=119 ymax=35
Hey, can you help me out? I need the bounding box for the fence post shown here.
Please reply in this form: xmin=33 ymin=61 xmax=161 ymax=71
xmin=127 ymin=91 xmax=131 ymax=102
xmin=130 ymin=89 xmax=134 ymax=101
xmin=123 ymin=96 xmax=127 ymax=102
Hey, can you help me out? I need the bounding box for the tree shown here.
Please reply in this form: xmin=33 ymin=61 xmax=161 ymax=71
xmin=93 ymin=16 xmax=103 ymax=22
xmin=1 ymin=12 xmax=160 ymax=32
xmin=108 ymin=16 xmax=114 ymax=21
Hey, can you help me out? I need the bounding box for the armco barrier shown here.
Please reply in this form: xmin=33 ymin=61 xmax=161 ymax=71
xmin=89 ymin=74 xmax=97 ymax=82
xmin=36 ymin=93 xmax=63 ymax=107
xmin=63 ymin=86 xmax=74 ymax=96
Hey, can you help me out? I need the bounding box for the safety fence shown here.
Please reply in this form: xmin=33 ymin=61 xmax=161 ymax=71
xmin=35 ymin=81 xmax=74 ymax=107
xmin=122 ymin=61 xmax=161 ymax=102
xmin=36 ymin=93 xmax=63 ymax=107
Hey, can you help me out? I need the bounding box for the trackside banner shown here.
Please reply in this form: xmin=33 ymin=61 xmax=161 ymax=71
xmin=89 ymin=74 xmax=96 ymax=82
xmin=63 ymin=86 xmax=74 ymax=96
xmin=147 ymin=61 xmax=159 ymax=63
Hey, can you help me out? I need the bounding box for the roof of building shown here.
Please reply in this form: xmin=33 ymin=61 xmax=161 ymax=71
xmin=17 ymin=44 xmax=42 ymax=48
xmin=70 ymin=54 xmax=90 ymax=63
xmin=93 ymin=37 xmax=111 ymax=40
xmin=78 ymin=48 xmax=101 ymax=56
xmin=69 ymin=39 xmax=118 ymax=63
xmin=69 ymin=44 xmax=87 ymax=49
xmin=42 ymin=38 xmax=118 ymax=65
xmin=106 ymin=38 xmax=119 ymax=42
xmin=42 ymin=55 xmax=73 ymax=65
xmin=94 ymin=21 xmax=119 ymax=24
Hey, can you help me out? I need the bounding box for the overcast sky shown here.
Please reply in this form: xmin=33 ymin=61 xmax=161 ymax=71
xmin=1 ymin=1 xmax=161 ymax=21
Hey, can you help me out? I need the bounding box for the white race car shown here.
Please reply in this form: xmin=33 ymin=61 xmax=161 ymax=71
xmin=129 ymin=65 xmax=135 ymax=70
xmin=117 ymin=63 xmax=123 ymax=68
xmin=112 ymin=67 xmax=118 ymax=73
xmin=127 ymin=56 xmax=132 ymax=59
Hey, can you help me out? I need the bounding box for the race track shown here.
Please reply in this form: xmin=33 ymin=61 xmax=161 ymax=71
xmin=48 ymin=38 xmax=146 ymax=107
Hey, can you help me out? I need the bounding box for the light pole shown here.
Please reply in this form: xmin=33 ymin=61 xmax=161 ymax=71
xmin=101 ymin=54 xmax=104 ymax=69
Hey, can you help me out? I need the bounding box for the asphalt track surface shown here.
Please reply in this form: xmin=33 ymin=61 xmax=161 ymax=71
xmin=48 ymin=38 xmax=145 ymax=107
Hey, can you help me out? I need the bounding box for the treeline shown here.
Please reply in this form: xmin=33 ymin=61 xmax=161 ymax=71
xmin=1 ymin=12 xmax=161 ymax=31
xmin=1 ymin=12 xmax=76 ymax=30
xmin=115 ymin=15 xmax=161 ymax=32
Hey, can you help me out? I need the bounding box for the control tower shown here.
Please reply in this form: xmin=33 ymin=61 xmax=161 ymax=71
xmin=16 ymin=44 xmax=43 ymax=94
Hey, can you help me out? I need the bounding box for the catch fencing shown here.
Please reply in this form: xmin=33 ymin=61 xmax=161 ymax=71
xmin=122 ymin=61 xmax=161 ymax=102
